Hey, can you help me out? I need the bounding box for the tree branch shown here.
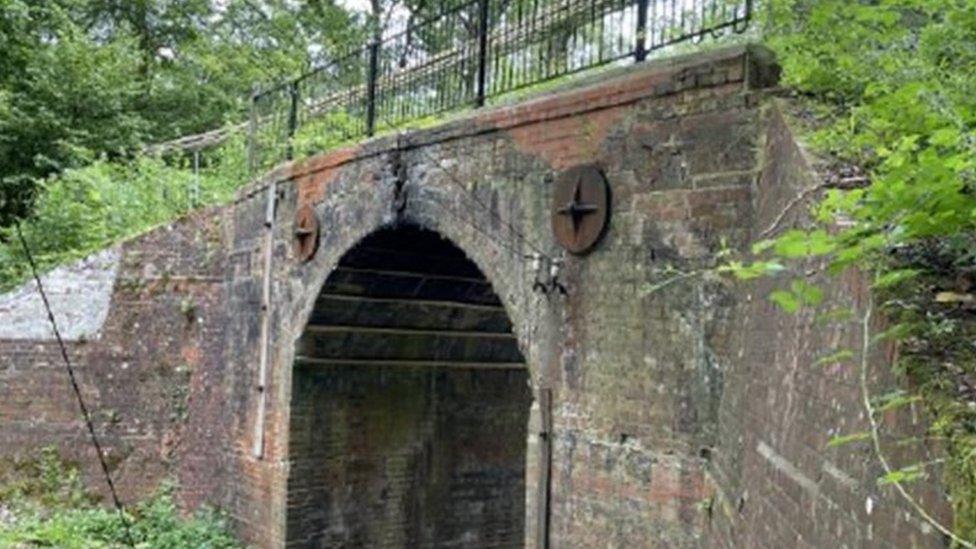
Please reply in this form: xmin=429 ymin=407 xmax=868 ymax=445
xmin=859 ymin=296 xmax=973 ymax=548
xmin=757 ymin=182 xmax=826 ymax=240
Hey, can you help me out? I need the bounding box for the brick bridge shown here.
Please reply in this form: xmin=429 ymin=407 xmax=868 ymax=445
xmin=0 ymin=46 xmax=951 ymax=547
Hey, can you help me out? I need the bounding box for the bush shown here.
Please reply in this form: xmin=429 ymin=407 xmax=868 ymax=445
xmin=0 ymin=447 xmax=94 ymax=512
xmin=0 ymin=136 xmax=247 ymax=291
xmin=0 ymin=449 xmax=240 ymax=549
xmin=0 ymin=492 xmax=240 ymax=549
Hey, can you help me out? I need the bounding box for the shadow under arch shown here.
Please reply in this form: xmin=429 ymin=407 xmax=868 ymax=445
xmin=285 ymin=222 xmax=532 ymax=548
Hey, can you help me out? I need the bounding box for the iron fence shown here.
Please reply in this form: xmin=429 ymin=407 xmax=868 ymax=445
xmin=248 ymin=0 xmax=752 ymax=171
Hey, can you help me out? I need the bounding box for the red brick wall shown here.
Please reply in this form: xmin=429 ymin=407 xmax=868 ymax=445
xmin=0 ymin=212 xmax=229 ymax=508
xmin=0 ymin=46 xmax=952 ymax=548
xmin=705 ymin=105 xmax=951 ymax=548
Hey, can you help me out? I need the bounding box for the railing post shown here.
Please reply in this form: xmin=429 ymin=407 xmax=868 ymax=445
xmin=247 ymin=88 xmax=259 ymax=174
xmin=286 ymin=81 xmax=299 ymax=161
xmin=475 ymin=0 xmax=490 ymax=106
xmin=634 ymin=0 xmax=649 ymax=62
xmin=366 ymin=40 xmax=379 ymax=136
xmin=191 ymin=149 xmax=200 ymax=207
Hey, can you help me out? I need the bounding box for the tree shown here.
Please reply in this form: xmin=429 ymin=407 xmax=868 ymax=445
xmin=0 ymin=0 xmax=366 ymax=227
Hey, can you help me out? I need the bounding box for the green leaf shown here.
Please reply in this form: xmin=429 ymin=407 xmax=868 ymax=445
xmin=770 ymin=230 xmax=837 ymax=259
xmin=871 ymin=390 xmax=922 ymax=412
xmin=828 ymin=432 xmax=870 ymax=448
xmin=930 ymin=128 xmax=960 ymax=148
xmin=751 ymin=239 xmax=776 ymax=254
xmin=873 ymin=269 xmax=920 ymax=289
xmin=790 ymin=280 xmax=824 ymax=306
xmin=770 ymin=290 xmax=800 ymax=313
xmin=814 ymin=348 xmax=854 ymax=367
xmin=773 ymin=230 xmax=811 ymax=258
xmin=877 ymin=464 xmax=926 ymax=486
xmin=815 ymin=308 xmax=855 ymax=325
xmin=720 ymin=261 xmax=786 ymax=280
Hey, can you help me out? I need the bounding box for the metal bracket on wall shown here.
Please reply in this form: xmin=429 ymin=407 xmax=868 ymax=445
xmin=528 ymin=254 xmax=567 ymax=296
xmin=551 ymin=165 xmax=610 ymax=255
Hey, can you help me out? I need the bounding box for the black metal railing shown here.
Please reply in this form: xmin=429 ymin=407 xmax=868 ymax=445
xmin=248 ymin=0 xmax=752 ymax=171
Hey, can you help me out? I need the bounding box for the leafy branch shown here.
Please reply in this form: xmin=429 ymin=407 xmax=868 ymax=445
xmin=858 ymin=297 xmax=974 ymax=548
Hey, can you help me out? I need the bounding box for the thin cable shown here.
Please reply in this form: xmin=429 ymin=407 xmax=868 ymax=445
xmin=416 ymin=146 xmax=552 ymax=259
xmin=434 ymin=189 xmax=538 ymax=259
xmin=15 ymin=224 xmax=137 ymax=548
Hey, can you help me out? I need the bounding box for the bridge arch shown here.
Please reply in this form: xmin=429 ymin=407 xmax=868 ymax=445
xmin=283 ymin=213 xmax=544 ymax=547
xmin=284 ymin=161 xmax=550 ymax=391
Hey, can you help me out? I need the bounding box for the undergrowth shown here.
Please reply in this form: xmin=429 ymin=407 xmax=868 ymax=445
xmin=0 ymin=133 xmax=249 ymax=292
xmin=0 ymin=447 xmax=240 ymax=548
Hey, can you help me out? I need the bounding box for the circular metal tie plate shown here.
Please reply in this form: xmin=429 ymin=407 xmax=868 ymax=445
xmin=551 ymin=165 xmax=610 ymax=255
xmin=294 ymin=204 xmax=320 ymax=262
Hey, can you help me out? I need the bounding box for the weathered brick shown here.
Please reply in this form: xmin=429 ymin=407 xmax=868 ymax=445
xmin=0 ymin=46 xmax=949 ymax=549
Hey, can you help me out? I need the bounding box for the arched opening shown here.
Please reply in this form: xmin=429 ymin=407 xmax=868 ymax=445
xmin=286 ymin=224 xmax=532 ymax=548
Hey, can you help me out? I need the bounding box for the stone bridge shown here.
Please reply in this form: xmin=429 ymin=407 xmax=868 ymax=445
xmin=0 ymin=46 xmax=951 ymax=547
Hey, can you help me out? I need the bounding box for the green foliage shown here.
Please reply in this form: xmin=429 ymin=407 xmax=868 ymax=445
xmin=2 ymin=488 xmax=239 ymax=549
xmin=769 ymin=279 xmax=824 ymax=313
xmin=0 ymin=447 xmax=95 ymax=511
xmin=827 ymin=432 xmax=870 ymax=448
xmin=878 ymin=464 xmax=927 ymax=487
xmin=0 ymin=138 xmax=246 ymax=291
xmin=813 ymin=348 xmax=854 ymax=368
xmin=0 ymin=0 xmax=364 ymax=225
xmin=871 ymin=390 xmax=922 ymax=413
xmin=292 ymin=110 xmax=364 ymax=160
xmin=719 ymin=259 xmax=785 ymax=280
xmin=742 ymin=0 xmax=976 ymax=539
xmin=0 ymin=448 xmax=239 ymax=548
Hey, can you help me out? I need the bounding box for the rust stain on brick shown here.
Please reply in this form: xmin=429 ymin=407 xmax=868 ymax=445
xmin=290 ymin=144 xmax=362 ymax=207
xmin=180 ymin=344 xmax=201 ymax=366
xmin=507 ymin=106 xmax=626 ymax=170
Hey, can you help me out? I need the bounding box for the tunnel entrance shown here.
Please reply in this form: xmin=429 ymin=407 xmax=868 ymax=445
xmin=286 ymin=224 xmax=532 ymax=548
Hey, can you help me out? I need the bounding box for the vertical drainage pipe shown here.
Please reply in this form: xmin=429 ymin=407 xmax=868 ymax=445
xmin=253 ymin=180 xmax=278 ymax=458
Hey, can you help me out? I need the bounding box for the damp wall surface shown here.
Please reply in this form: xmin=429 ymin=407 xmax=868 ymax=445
xmin=288 ymin=366 xmax=531 ymax=548
xmin=0 ymin=46 xmax=952 ymax=547
xmin=285 ymin=226 xmax=533 ymax=547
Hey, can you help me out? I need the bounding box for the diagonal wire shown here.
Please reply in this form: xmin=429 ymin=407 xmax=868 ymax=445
xmin=433 ymin=189 xmax=539 ymax=259
xmin=415 ymin=145 xmax=552 ymax=260
xmin=15 ymin=224 xmax=137 ymax=548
